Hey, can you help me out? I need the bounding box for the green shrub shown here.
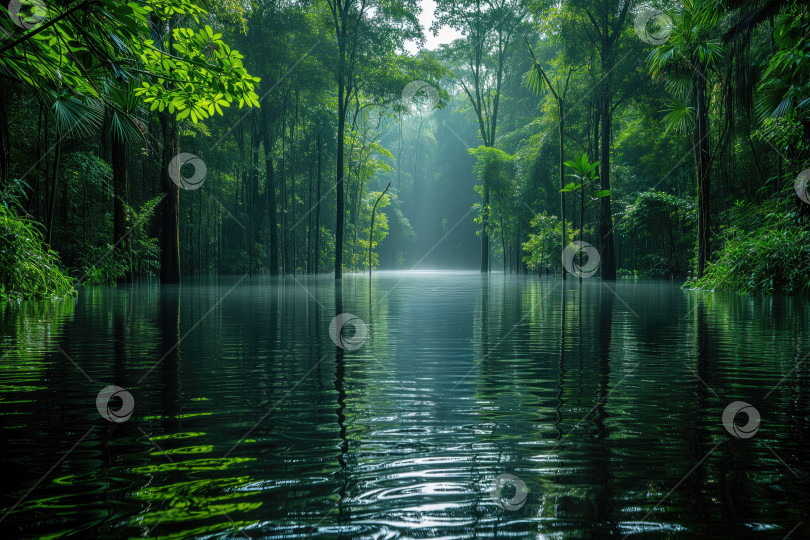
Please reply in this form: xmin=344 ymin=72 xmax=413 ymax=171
xmin=77 ymin=195 xmax=162 ymax=285
xmin=687 ymin=201 xmax=810 ymax=294
xmin=617 ymin=189 xmax=695 ymax=278
xmin=0 ymin=202 xmax=75 ymax=301
xmin=523 ymin=212 xmax=574 ymax=274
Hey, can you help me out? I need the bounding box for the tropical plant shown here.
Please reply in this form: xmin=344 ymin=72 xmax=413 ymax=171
xmin=562 ymin=153 xmax=609 ymax=244
xmin=523 ymin=211 xmax=574 ymax=275
xmin=470 ymin=145 xmax=517 ymax=271
xmin=0 ymin=182 xmax=74 ymax=300
xmin=688 ymin=207 xmax=810 ymax=294
xmin=648 ymin=0 xmax=724 ymax=278
xmin=78 ymin=195 xmax=163 ymax=285
xmin=756 ymin=5 xmax=810 ymax=153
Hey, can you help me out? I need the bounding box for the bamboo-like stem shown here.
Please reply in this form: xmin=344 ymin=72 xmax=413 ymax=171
xmin=368 ymin=181 xmax=391 ymax=280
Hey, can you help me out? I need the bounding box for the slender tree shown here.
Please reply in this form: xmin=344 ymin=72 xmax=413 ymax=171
xmin=526 ymin=37 xmax=576 ymax=280
xmin=649 ymin=0 xmax=723 ymax=278
xmin=563 ymin=0 xmax=633 ymax=279
xmin=324 ymin=0 xmax=421 ymax=279
xmin=435 ymin=0 xmax=527 ymax=272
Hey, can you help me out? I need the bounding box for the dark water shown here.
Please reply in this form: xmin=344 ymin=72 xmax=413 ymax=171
xmin=1 ymin=272 xmax=808 ymax=538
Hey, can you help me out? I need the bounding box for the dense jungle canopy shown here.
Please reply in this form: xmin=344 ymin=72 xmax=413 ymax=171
xmin=1 ymin=0 xmax=809 ymax=298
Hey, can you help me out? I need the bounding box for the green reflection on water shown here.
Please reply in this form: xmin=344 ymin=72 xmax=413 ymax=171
xmin=131 ymin=456 xmax=255 ymax=474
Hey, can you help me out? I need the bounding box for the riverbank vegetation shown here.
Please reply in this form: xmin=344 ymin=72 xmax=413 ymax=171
xmin=0 ymin=181 xmax=74 ymax=300
xmin=0 ymin=0 xmax=808 ymax=298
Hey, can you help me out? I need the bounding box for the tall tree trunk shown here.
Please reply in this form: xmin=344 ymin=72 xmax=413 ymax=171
xmin=248 ymin=113 xmax=260 ymax=276
xmin=43 ymin=109 xmax=49 ymax=224
xmin=251 ymin=112 xmax=260 ymax=243
xmin=369 ymin=182 xmax=391 ymax=278
xmin=335 ymin=62 xmax=346 ymax=280
xmin=291 ymin=92 xmax=298 ymax=276
xmin=353 ymin=178 xmax=360 ymax=271
xmin=396 ymin=120 xmax=403 ymax=189
xmin=189 ymin=190 xmax=195 ymax=275
xmin=347 ymin=107 xmax=359 ymax=271
xmin=158 ymin=18 xmax=180 ymax=283
xmin=159 ymin=109 xmax=180 ymax=283
xmin=307 ymin=160 xmax=313 ymax=275
xmin=262 ymin=110 xmax=279 ymax=275
xmin=280 ymin=97 xmax=288 ymax=274
xmin=28 ymin=103 xmax=42 ymax=216
xmin=111 ymin=133 xmax=131 ymax=282
xmin=481 ymin=187 xmax=489 ymax=272
xmin=559 ymin=104 xmax=566 ymax=280
xmin=593 ymin=102 xmax=600 ymax=178
xmin=580 ymin=190 xmax=585 ymax=282
xmin=197 ymin=189 xmax=202 ymax=274
xmin=598 ymin=71 xmax=616 ymax=280
xmin=500 ymin=211 xmax=506 ymax=274
xmin=695 ymin=62 xmax=711 ymax=278
xmin=480 ymin=41 xmax=508 ymax=274
xmin=315 ymin=131 xmax=322 ymax=275
xmin=46 ymin=126 xmax=62 ymax=246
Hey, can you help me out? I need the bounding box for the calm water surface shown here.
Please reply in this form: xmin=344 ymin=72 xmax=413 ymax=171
xmin=1 ymin=272 xmax=808 ymax=538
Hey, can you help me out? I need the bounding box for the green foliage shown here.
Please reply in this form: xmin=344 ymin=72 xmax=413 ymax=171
xmin=49 ymin=152 xmax=112 ymax=270
xmin=125 ymin=196 xmax=163 ymax=276
xmin=756 ymin=6 xmax=810 ymax=152
xmin=522 ymin=211 xmax=573 ymax=274
xmin=79 ymin=196 xmax=162 ymax=285
xmin=0 ymin=0 xmax=259 ymax=123
xmin=471 ymin=146 xmax=517 ymax=245
xmin=137 ymin=25 xmax=261 ymax=122
xmin=618 ymin=189 xmax=695 ymax=278
xmin=470 ymin=146 xmax=516 ymax=192
xmin=1 ymin=0 xmax=808 ymax=289
xmin=687 ymin=201 xmax=810 ymax=294
xmin=562 ymin=153 xmax=605 ymax=195
xmin=352 ymin=191 xmax=391 ymax=270
xmin=318 ymin=226 xmax=336 ymax=274
xmin=0 ymin=187 xmax=74 ymax=301
xmin=647 ymin=0 xmax=724 ymax=129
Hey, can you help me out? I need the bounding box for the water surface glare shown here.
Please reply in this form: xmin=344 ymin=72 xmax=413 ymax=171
xmin=1 ymin=272 xmax=808 ymax=538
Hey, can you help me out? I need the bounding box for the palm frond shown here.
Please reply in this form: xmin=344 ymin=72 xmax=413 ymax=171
xmin=662 ymin=98 xmax=695 ymax=134
xmin=43 ymin=92 xmax=103 ymax=137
